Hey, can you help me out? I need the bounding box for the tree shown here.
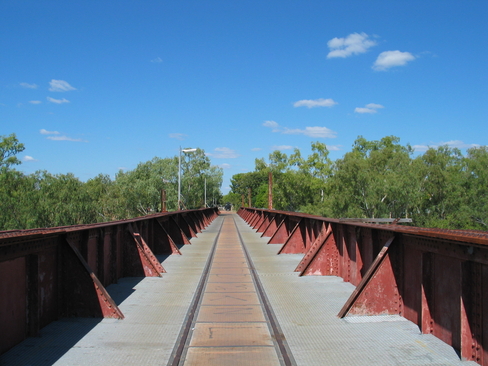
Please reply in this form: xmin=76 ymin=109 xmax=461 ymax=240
xmin=180 ymin=148 xmax=223 ymax=209
xmin=324 ymin=136 xmax=414 ymax=218
xmin=0 ymin=134 xmax=25 ymax=169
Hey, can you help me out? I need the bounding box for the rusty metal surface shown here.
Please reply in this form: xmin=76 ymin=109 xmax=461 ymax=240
xmin=238 ymin=207 xmax=488 ymax=366
xmin=0 ymin=208 xmax=219 ymax=356
xmin=239 ymin=208 xmax=488 ymax=246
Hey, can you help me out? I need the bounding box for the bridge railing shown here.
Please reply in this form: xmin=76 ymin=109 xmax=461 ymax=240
xmin=0 ymin=207 xmax=219 ymax=355
xmin=238 ymin=207 xmax=488 ymax=366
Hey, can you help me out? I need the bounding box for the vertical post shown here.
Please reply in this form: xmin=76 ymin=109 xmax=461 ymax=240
xmin=241 ymin=194 xmax=245 ymax=208
xmin=248 ymin=187 xmax=252 ymax=208
xmin=178 ymin=146 xmax=182 ymax=210
xmin=268 ymin=171 xmax=273 ymax=210
xmin=204 ymin=177 xmax=207 ymax=208
xmin=161 ymin=189 xmax=167 ymax=212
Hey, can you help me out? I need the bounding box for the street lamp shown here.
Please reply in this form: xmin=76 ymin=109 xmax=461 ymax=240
xmin=178 ymin=147 xmax=197 ymax=210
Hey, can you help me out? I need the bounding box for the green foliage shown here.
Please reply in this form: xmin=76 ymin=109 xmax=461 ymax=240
xmin=227 ymin=137 xmax=488 ymax=230
xmin=0 ymin=133 xmax=25 ymax=169
xmin=0 ymin=135 xmax=223 ymax=230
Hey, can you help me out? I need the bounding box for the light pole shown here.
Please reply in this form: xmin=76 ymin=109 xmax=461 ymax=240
xmin=178 ymin=147 xmax=197 ymax=210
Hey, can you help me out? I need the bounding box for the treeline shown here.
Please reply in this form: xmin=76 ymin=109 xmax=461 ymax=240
xmin=0 ymin=134 xmax=223 ymax=230
xmin=224 ymin=136 xmax=488 ymax=230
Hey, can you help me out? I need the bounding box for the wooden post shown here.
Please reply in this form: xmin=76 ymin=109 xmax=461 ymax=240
xmin=161 ymin=189 xmax=167 ymax=212
xmin=268 ymin=171 xmax=273 ymax=210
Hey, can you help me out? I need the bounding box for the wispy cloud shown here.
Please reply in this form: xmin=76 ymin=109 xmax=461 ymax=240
xmin=283 ymin=127 xmax=337 ymax=138
xmin=29 ymin=100 xmax=42 ymax=104
xmin=355 ymin=103 xmax=385 ymax=114
xmin=47 ymin=97 xmax=70 ymax=104
xmin=413 ymin=140 xmax=479 ymax=152
xmin=169 ymin=133 xmax=187 ymax=140
xmin=150 ymin=57 xmax=163 ymax=63
xmin=40 ymin=129 xmax=60 ymax=135
xmin=20 ymin=82 xmax=38 ymax=89
xmin=263 ymin=121 xmax=337 ymax=138
xmin=23 ymin=155 xmax=37 ymax=162
xmin=327 ymin=32 xmax=377 ymax=58
xmin=263 ymin=120 xmax=280 ymax=131
xmin=46 ymin=135 xmax=87 ymax=142
xmin=326 ymin=145 xmax=341 ymax=151
xmin=208 ymin=147 xmax=239 ymax=159
xmin=251 ymin=147 xmax=262 ymax=151
xmin=271 ymin=145 xmax=294 ymax=150
xmin=293 ymin=98 xmax=338 ymax=108
xmin=49 ymin=79 xmax=76 ymax=92
xmin=373 ymin=50 xmax=415 ymax=71
xmin=219 ymin=163 xmax=231 ymax=169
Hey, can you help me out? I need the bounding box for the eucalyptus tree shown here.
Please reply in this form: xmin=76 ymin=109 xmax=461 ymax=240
xmin=0 ymin=133 xmax=25 ymax=170
xmin=326 ymin=136 xmax=414 ymax=219
xmin=464 ymin=146 xmax=488 ymax=229
xmin=180 ymin=148 xmax=223 ymax=209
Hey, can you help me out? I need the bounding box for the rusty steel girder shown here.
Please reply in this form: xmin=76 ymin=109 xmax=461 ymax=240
xmin=0 ymin=207 xmax=219 ymax=355
xmin=238 ymin=207 xmax=488 ymax=366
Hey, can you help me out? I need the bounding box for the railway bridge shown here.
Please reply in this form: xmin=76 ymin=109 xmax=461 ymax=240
xmin=0 ymin=207 xmax=486 ymax=365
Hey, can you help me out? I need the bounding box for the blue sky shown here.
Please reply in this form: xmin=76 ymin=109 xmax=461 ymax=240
xmin=1 ymin=1 xmax=487 ymax=194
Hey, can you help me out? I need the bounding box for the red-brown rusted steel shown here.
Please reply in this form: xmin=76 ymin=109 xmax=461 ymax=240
xmin=250 ymin=210 xmax=264 ymax=230
xmin=268 ymin=215 xmax=301 ymax=245
xmin=337 ymin=235 xmax=396 ymax=317
xmin=295 ymin=221 xmax=332 ymax=274
xmin=160 ymin=215 xmax=192 ymax=245
xmin=262 ymin=213 xmax=284 ymax=238
xmin=256 ymin=213 xmax=272 ymax=233
xmin=155 ymin=219 xmax=182 ymax=255
xmin=128 ymin=223 xmax=166 ymax=276
xmin=278 ymin=218 xmax=306 ymax=254
xmin=239 ymin=207 xmax=488 ymax=366
xmin=66 ymin=237 xmax=125 ymax=318
xmin=0 ymin=207 xmax=218 ymax=356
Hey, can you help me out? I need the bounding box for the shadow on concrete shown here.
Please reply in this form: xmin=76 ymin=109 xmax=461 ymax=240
xmin=0 ymin=276 xmax=147 ymax=366
xmin=0 ymin=317 xmax=101 ymax=366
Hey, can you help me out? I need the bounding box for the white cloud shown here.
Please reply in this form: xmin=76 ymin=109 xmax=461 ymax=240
xmin=283 ymin=126 xmax=337 ymax=138
xmin=49 ymin=79 xmax=76 ymax=92
xmin=219 ymin=163 xmax=231 ymax=169
xmin=151 ymin=57 xmax=163 ymax=63
xmin=373 ymin=50 xmax=415 ymax=71
xmin=326 ymin=145 xmax=341 ymax=151
xmin=293 ymin=98 xmax=338 ymax=108
xmin=40 ymin=129 xmax=60 ymax=135
xmin=366 ymin=103 xmax=384 ymax=109
xmin=169 ymin=133 xmax=187 ymax=140
xmin=29 ymin=100 xmax=42 ymax=104
xmin=272 ymin=145 xmax=294 ymax=150
xmin=327 ymin=32 xmax=377 ymax=58
xmin=251 ymin=147 xmax=262 ymax=151
xmin=413 ymin=140 xmax=479 ymax=152
xmin=264 ymin=120 xmax=337 ymax=138
xmin=263 ymin=120 xmax=279 ymax=129
xmin=47 ymin=97 xmax=70 ymax=104
xmin=209 ymin=147 xmax=239 ymax=159
xmin=355 ymin=103 xmax=384 ymax=114
xmin=20 ymin=82 xmax=38 ymax=89
xmin=46 ymin=135 xmax=87 ymax=142
xmin=23 ymin=155 xmax=37 ymax=162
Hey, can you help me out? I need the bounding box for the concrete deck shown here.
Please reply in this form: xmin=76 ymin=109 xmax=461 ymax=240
xmin=0 ymin=213 xmax=477 ymax=365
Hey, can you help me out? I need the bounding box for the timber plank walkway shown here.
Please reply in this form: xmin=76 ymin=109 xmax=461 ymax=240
xmin=0 ymin=213 xmax=476 ymax=365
